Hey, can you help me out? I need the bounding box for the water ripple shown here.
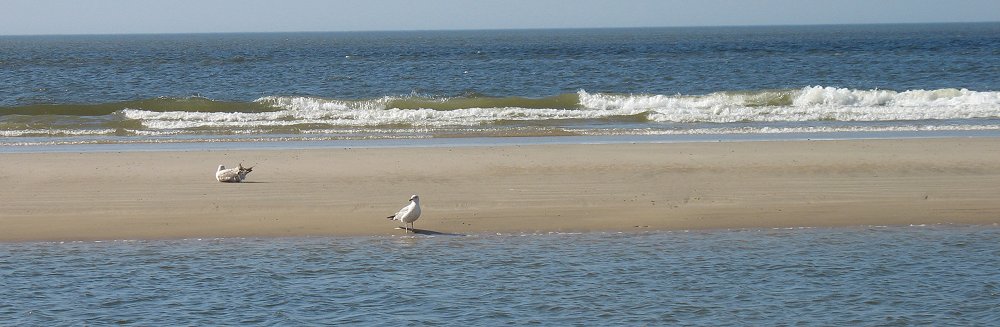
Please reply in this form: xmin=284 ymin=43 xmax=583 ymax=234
xmin=1 ymin=226 xmax=999 ymax=325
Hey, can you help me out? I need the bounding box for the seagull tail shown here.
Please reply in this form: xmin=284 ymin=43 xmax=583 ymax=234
xmin=386 ymin=215 xmax=396 ymax=220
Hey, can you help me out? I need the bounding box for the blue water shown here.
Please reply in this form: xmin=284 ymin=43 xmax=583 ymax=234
xmin=2 ymin=24 xmax=997 ymax=104
xmin=2 ymin=226 xmax=998 ymax=325
xmin=2 ymin=23 xmax=999 ymax=144
xmin=4 ymin=24 xmax=1000 ymax=325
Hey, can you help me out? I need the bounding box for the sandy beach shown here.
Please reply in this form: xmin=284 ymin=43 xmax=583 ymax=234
xmin=2 ymin=138 xmax=1000 ymax=242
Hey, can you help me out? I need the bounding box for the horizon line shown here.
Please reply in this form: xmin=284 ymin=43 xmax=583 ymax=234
xmin=2 ymin=20 xmax=997 ymax=37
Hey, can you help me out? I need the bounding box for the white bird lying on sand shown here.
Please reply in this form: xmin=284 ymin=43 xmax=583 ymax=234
xmin=387 ymin=195 xmax=421 ymax=233
xmin=216 ymin=164 xmax=253 ymax=183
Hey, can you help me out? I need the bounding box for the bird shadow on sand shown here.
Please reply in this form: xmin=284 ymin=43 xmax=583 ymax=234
xmin=395 ymin=227 xmax=464 ymax=236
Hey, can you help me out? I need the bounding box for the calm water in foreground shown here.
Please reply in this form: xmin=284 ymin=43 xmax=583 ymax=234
xmin=2 ymin=225 xmax=998 ymax=325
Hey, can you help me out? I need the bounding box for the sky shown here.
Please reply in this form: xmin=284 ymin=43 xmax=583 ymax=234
xmin=2 ymin=0 xmax=999 ymax=36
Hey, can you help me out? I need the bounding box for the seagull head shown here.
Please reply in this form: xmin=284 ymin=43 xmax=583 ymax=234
xmin=218 ymin=165 xmax=226 ymax=171
xmin=409 ymin=194 xmax=419 ymax=202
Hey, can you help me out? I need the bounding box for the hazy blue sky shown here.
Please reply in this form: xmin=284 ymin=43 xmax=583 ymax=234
xmin=3 ymin=0 xmax=999 ymax=35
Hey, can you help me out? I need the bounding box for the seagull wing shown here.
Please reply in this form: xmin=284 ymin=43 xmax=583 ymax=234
xmin=389 ymin=204 xmax=412 ymax=221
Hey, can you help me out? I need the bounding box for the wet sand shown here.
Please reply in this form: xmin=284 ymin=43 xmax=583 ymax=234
xmin=3 ymin=138 xmax=1000 ymax=242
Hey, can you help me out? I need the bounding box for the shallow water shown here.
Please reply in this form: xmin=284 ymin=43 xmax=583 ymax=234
xmin=2 ymin=225 xmax=998 ymax=325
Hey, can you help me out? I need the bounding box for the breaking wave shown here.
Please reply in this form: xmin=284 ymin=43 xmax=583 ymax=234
xmin=2 ymin=86 xmax=1000 ymax=141
xmin=113 ymin=87 xmax=1000 ymax=130
xmin=583 ymin=86 xmax=1000 ymax=123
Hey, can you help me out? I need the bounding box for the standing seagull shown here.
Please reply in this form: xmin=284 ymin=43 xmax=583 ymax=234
xmin=387 ymin=195 xmax=421 ymax=233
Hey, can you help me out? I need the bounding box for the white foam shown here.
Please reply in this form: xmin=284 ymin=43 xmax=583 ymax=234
xmin=0 ymin=128 xmax=118 ymax=137
xmin=110 ymin=87 xmax=1000 ymax=132
xmin=122 ymin=96 xmax=643 ymax=130
xmin=580 ymin=87 xmax=1000 ymax=123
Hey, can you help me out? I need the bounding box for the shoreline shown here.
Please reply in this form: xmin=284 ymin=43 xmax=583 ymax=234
xmin=3 ymin=137 xmax=1000 ymax=242
xmin=5 ymin=129 xmax=1000 ymax=154
xmin=9 ymin=224 xmax=999 ymax=245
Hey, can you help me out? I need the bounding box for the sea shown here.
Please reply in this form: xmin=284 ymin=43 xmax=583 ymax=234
xmin=3 ymin=23 xmax=1000 ymax=325
xmin=1 ymin=23 xmax=1000 ymax=148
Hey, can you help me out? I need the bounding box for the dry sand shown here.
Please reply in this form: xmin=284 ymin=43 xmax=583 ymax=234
xmin=3 ymin=138 xmax=1000 ymax=242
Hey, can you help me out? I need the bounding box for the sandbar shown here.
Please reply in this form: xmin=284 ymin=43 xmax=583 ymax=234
xmin=2 ymin=138 xmax=1000 ymax=242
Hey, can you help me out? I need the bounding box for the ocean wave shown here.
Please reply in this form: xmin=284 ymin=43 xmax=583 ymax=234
xmin=124 ymin=94 xmax=628 ymax=129
xmin=0 ymin=128 xmax=119 ymax=137
xmin=3 ymin=87 xmax=1000 ymax=136
xmin=582 ymin=86 xmax=1000 ymax=123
